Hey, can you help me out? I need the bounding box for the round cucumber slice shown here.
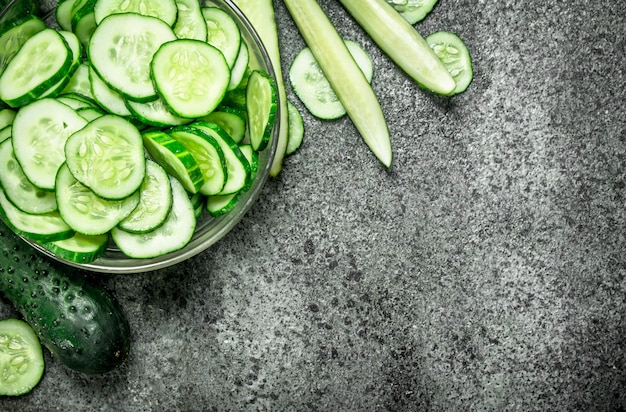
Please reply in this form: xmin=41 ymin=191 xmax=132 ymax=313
xmin=151 ymin=39 xmax=231 ymax=119
xmin=288 ymin=39 xmax=373 ymax=120
xmin=11 ymin=98 xmax=88 ymax=191
xmin=426 ymin=31 xmax=473 ymax=96
xmin=88 ymin=13 xmax=176 ymax=102
xmin=0 ymin=318 xmax=45 ymax=396
xmin=64 ymin=114 xmax=146 ymax=200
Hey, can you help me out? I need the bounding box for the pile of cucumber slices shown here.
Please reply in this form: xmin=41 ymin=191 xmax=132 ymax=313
xmin=0 ymin=0 xmax=277 ymax=263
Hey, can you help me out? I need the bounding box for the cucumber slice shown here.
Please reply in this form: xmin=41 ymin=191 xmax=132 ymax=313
xmin=0 ymin=125 xmax=10 ymax=143
xmin=55 ymin=0 xmax=76 ymax=31
xmin=0 ymin=138 xmax=57 ymax=215
xmin=61 ymin=62 xmax=95 ymax=102
xmin=426 ymin=31 xmax=473 ymax=96
xmin=167 ymin=126 xmax=227 ymax=196
xmin=118 ymin=159 xmax=173 ymax=234
xmin=173 ymin=0 xmax=207 ymax=41
xmin=142 ymin=130 xmax=204 ymax=194
xmin=151 ymin=39 xmax=230 ymax=119
xmin=0 ymin=186 xmax=73 ymax=242
xmin=0 ymin=318 xmax=45 ymax=396
xmin=64 ymin=114 xmax=146 ymax=200
xmin=201 ymin=106 xmax=246 ymax=144
xmin=190 ymin=121 xmax=250 ymax=195
xmin=88 ymin=64 xmax=132 ymax=117
xmin=125 ymin=96 xmax=192 ymax=128
xmin=93 ymin=0 xmax=178 ymax=26
xmin=386 ymin=0 xmax=439 ymax=24
xmin=228 ymin=41 xmax=249 ymax=91
xmin=201 ymin=6 xmax=241 ymax=68
xmin=111 ymin=176 xmax=196 ymax=258
xmin=285 ymin=99 xmax=304 ymax=155
xmin=38 ymin=232 xmax=109 ymax=264
xmin=0 ymin=28 xmax=74 ymax=107
xmin=0 ymin=15 xmax=46 ymax=76
xmin=246 ymin=70 xmax=277 ymax=151
xmin=70 ymin=0 xmax=97 ymax=47
xmin=55 ymin=162 xmax=140 ymax=235
xmin=77 ymin=106 xmax=105 ymax=121
xmin=205 ymin=143 xmax=258 ymax=217
xmin=289 ymin=39 xmax=373 ymax=120
xmin=0 ymin=108 xmax=16 ymax=129
xmin=11 ymin=97 xmax=88 ymax=191
xmin=88 ymin=13 xmax=176 ymax=102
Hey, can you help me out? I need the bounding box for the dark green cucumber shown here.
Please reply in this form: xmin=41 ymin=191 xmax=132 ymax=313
xmin=0 ymin=219 xmax=130 ymax=374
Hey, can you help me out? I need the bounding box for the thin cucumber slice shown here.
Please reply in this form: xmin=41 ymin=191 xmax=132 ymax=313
xmin=0 ymin=108 xmax=16 ymax=129
xmin=0 ymin=186 xmax=73 ymax=242
xmin=38 ymin=232 xmax=109 ymax=263
xmin=246 ymin=70 xmax=277 ymax=151
xmin=57 ymin=93 xmax=96 ymax=110
xmin=71 ymin=0 xmax=97 ymax=47
xmin=93 ymin=0 xmax=178 ymax=26
xmin=55 ymin=0 xmax=76 ymax=31
xmin=142 ymin=130 xmax=204 ymax=194
xmin=55 ymin=162 xmax=140 ymax=235
xmin=190 ymin=121 xmax=250 ymax=195
xmin=0 ymin=318 xmax=45 ymax=397
xmin=289 ymin=39 xmax=373 ymax=120
xmin=64 ymin=114 xmax=146 ymax=200
xmin=118 ymin=159 xmax=173 ymax=233
xmin=111 ymin=176 xmax=196 ymax=258
xmin=0 ymin=15 xmax=46 ymax=76
xmin=285 ymin=99 xmax=304 ymax=155
xmin=173 ymin=0 xmax=207 ymax=41
xmin=205 ymin=143 xmax=258 ymax=217
xmin=426 ymin=31 xmax=473 ymax=96
xmin=228 ymin=41 xmax=249 ymax=91
xmin=77 ymin=106 xmax=105 ymax=121
xmin=167 ymin=126 xmax=227 ymax=196
xmin=0 ymin=28 xmax=74 ymax=107
xmin=88 ymin=64 xmax=132 ymax=117
xmin=11 ymin=98 xmax=88 ymax=191
xmin=61 ymin=62 xmax=95 ymax=102
xmin=125 ymin=96 xmax=191 ymax=128
xmin=201 ymin=6 xmax=241 ymax=68
xmin=201 ymin=106 xmax=246 ymax=144
xmin=88 ymin=13 xmax=176 ymax=102
xmin=386 ymin=0 xmax=439 ymax=24
xmin=206 ymin=191 xmax=237 ymax=217
xmin=0 ymin=138 xmax=57 ymax=215
xmin=151 ymin=39 xmax=230 ymax=118
xmin=0 ymin=125 xmax=10 ymax=143
xmin=190 ymin=192 xmax=206 ymax=219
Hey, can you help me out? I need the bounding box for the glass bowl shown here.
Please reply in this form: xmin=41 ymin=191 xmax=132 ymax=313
xmin=0 ymin=0 xmax=280 ymax=274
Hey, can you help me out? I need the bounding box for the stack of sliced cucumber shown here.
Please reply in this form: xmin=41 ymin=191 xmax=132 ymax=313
xmin=0 ymin=0 xmax=277 ymax=263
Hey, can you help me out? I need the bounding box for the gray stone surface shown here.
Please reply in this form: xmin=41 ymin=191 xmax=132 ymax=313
xmin=2 ymin=0 xmax=626 ymax=411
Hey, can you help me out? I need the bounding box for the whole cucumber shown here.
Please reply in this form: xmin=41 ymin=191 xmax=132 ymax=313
xmin=0 ymin=220 xmax=130 ymax=374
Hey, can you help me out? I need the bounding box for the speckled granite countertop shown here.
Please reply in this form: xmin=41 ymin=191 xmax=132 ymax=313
xmin=2 ymin=0 xmax=626 ymax=411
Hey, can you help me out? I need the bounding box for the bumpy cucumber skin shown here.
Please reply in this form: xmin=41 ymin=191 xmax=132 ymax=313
xmin=0 ymin=220 xmax=130 ymax=374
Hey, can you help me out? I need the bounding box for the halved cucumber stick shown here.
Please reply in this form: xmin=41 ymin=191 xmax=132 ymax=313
xmin=338 ymin=0 xmax=455 ymax=95
xmin=283 ymin=0 xmax=392 ymax=167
